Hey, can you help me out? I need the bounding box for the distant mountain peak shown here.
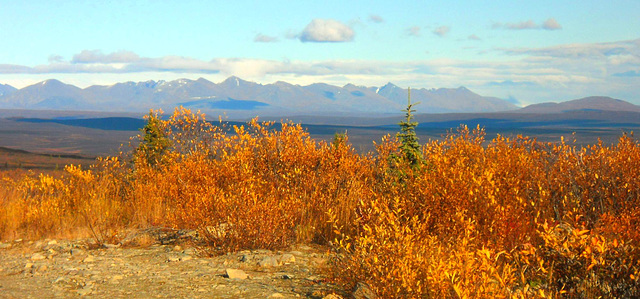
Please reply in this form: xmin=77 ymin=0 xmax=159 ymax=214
xmin=382 ymin=82 xmax=398 ymax=89
xmin=222 ymin=76 xmax=244 ymax=86
xmin=0 ymin=76 xmax=521 ymax=114
xmin=518 ymin=96 xmax=640 ymax=113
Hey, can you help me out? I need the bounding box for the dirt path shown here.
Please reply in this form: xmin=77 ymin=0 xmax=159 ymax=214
xmin=0 ymin=231 xmax=344 ymax=298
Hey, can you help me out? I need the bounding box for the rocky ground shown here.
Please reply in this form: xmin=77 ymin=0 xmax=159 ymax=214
xmin=0 ymin=229 xmax=348 ymax=298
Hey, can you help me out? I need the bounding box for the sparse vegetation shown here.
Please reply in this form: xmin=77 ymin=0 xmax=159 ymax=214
xmin=2 ymin=106 xmax=640 ymax=297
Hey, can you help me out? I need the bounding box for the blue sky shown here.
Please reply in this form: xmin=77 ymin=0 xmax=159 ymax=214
xmin=1 ymin=0 xmax=639 ymax=105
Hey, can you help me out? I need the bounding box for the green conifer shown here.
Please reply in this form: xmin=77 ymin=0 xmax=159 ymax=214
xmin=396 ymin=87 xmax=422 ymax=168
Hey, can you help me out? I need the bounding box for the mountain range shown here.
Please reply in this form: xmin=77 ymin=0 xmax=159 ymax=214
xmin=0 ymin=77 xmax=518 ymax=116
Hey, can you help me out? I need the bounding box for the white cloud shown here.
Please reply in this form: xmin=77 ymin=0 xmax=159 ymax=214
xmin=493 ymin=18 xmax=563 ymax=31
xmin=507 ymin=20 xmax=537 ymax=30
xmin=406 ymin=26 xmax=421 ymax=37
xmin=468 ymin=34 xmax=481 ymax=41
xmin=299 ymin=19 xmax=354 ymax=42
xmin=542 ymin=18 xmax=562 ymax=30
xmin=254 ymin=34 xmax=278 ymax=43
xmin=368 ymin=14 xmax=384 ymax=23
xmin=432 ymin=26 xmax=450 ymax=37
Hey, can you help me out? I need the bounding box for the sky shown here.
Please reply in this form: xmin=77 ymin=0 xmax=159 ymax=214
xmin=0 ymin=0 xmax=639 ymax=106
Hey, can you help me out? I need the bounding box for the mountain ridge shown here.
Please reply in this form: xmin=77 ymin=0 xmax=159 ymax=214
xmin=0 ymin=77 xmax=517 ymax=116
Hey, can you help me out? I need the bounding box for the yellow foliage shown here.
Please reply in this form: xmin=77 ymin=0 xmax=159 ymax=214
xmin=1 ymin=108 xmax=640 ymax=297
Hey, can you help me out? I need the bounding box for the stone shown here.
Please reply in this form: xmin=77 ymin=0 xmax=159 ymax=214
xmin=82 ymin=256 xmax=96 ymax=263
xmin=258 ymin=256 xmax=279 ymax=267
xmin=24 ymin=262 xmax=34 ymax=269
xmin=280 ymin=274 xmax=294 ymax=279
xmin=47 ymin=240 xmax=58 ymax=245
xmin=77 ymin=285 xmax=93 ymax=296
xmin=30 ymin=253 xmax=46 ymax=261
xmin=352 ymin=282 xmax=377 ymax=299
xmin=269 ymin=293 xmax=285 ymax=298
xmin=278 ymin=253 xmax=296 ymax=264
xmin=53 ymin=276 xmax=67 ymax=283
xmin=183 ymin=248 xmax=197 ymax=255
xmin=225 ymin=268 xmax=249 ymax=279
xmin=167 ymin=256 xmax=181 ymax=262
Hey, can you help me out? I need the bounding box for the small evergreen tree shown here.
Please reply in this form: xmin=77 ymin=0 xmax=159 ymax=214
xmin=396 ymin=87 xmax=422 ymax=169
xmin=136 ymin=111 xmax=171 ymax=166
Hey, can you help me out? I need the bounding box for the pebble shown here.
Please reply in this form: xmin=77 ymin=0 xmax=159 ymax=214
xmin=259 ymin=256 xmax=279 ymax=267
xmin=31 ymin=253 xmax=46 ymax=261
xmin=225 ymin=268 xmax=249 ymax=280
xmin=82 ymin=256 xmax=96 ymax=263
xmin=278 ymin=253 xmax=296 ymax=264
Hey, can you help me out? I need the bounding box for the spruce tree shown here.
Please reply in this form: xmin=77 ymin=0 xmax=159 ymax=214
xmin=137 ymin=111 xmax=171 ymax=166
xmin=396 ymin=87 xmax=422 ymax=168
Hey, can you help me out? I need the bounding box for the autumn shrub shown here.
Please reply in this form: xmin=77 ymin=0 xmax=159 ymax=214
xmin=2 ymin=106 xmax=640 ymax=298
xmin=331 ymin=126 xmax=640 ymax=298
xmin=125 ymin=107 xmax=372 ymax=253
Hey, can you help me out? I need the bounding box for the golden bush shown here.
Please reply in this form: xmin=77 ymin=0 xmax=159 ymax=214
xmin=1 ymin=108 xmax=640 ymax=297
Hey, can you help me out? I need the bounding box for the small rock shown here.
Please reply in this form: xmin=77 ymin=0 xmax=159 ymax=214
xmin=70 ymin=248 xmax=85 ymax=256
xmin=225 ymin=268 xmax=248 ymax=279
xmin=82 ymin=256 xmax=96 ymax=263
xmin=53 ymin=276 xmax=67 ymax=283
xmin=280 ymin=274 xmax=294 ymax=279
xmin=37 ymin=264 xmax=48 ymax=272
xmin=173 ymin=245 xmax=182 ymax=252
xmin=0 ymin=242 xmax=11 ymax=249
xmin=47 ymin=240 xmax=58 ymax=246
xmin=30 ymin=253 xmax=46 ymax=261
xmin=269 ymin=293 xmax=285 ymax=298
xmin=258 ymin=256 xmax=279 ymax=267
xmin=24 ymin=263 xmax=34 ymax=269
xmin=167 ymin=256 xmax=181 ymax=262
xmin=278 ymin=253 xmax=296 ymax=264
xmin=109 ymin=274 xmax=124 ymax=284
xmin=77 ymin=285 xmax=93 ymax=296
xmin=181 ymin=255 xmax=193 ymax=262
xmin=352 ymin=282 xmax=377 ymax=299
xmin=102 ymin=243 xmax=120 ymax=249
xmin=183 ymin=248 xmax=197 ymax=255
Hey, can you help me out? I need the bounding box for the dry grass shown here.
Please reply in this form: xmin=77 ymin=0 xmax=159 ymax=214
xmin=1 ymin=107 xmax=640 ymax=297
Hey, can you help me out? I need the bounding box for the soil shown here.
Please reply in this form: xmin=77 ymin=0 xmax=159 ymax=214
xmin=0 ymin=229 xmax=345 ymax=298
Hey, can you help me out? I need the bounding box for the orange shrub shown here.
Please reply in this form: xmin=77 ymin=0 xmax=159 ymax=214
xmin=2 ymin=107 xmax=640 ymax=297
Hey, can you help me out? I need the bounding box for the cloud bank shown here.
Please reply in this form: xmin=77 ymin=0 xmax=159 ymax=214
xmin=0 ymin=38 xmax=638 ymax=105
